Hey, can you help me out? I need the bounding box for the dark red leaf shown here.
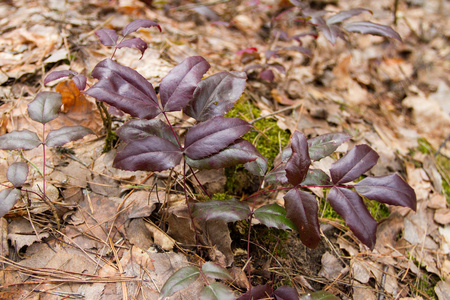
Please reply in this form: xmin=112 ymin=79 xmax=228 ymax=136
xmin=160 ymin=56 xmax=210 ymax=112
xmin=327 ymin=187 xmax=377 ymax=249
xmin=285 ymin=131 xmax=311 ymax=186
xmin=237 ymin=284 xmax=273 ymax=300
xmin=117 ymin=119 xmax=178 ymax=145
xmin=113 ymin=136 xmax=182 ymax=172
xmin=85 ymin=59 xmax=160 ymax=120
xmin=95 ymin=28 xmax=119 ymax=46
xmin=330 ymin=144 xmax=379 ymax=184
xmin=116 ymin=38 xmax=148 ymax=58
xmin=236 ymin=47 xmax=258 ymax=55
xmin=122 ymin=19 xmax=161 ymax=36
xmin=72 ymin=74 xmax=87 ymax=90
xmin=307 ymin=133 xmax=352 ymax=161
xmin=184 ymin=117 xmax=251 ymax=160
xmin=344 ymin=21 xmax=402 ymax=41
xmin=355 ymin=174 xmax=417 ymax=211
xmin=318 ymin=23 xmax=342 ymax=45
xmin=264 ymin=163 xmax=288 ymax=185
xmin=185 ymin=139 xmax=259 ymax=170
xmin=44 ymin=70 xmax=78 ymax=86
xmin=274 ymin=286 xmax=299 ymax=300
xmin=284 ymin=188 xmax=321 ymax=249
xmin=184 ymin=71 xmax=247 ymax=122
xmin=259 ymin=69 xmax=275 ymax=82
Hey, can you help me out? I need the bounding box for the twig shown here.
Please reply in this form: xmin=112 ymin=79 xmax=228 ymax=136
xmin=249 ymin=102 xmax=303 ymax=124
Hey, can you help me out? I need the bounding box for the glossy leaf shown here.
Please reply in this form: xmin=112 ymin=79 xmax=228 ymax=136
xmin=7 ymin=162 xmax=28 ymax=188
xmin=284 ymin=188 xmax=321 ymax=248
xmin=45 ymin=126 xmax=94 ymax=147
xmin=95 ymin=28 xmax=118 ymax=46
xmin=300 ymin=169 xmax=331 ymax=186
xmin=0 ymin=130 xmax=42 ymax=150
xmin=254 ymin=203 xmax=296 ymax=230
xmin=355 ymin=174 xmax=417 ymax=211
xmin=27 ymin=92 xmax=62 ymax=124
xmin=200 ymin=283 xmax=235 ymax=300
xmin=264 ymin=163 xmax=288 ymax=185
xmin=160 ymin=56 xmax=210 ymax=112
xmin=113 ymin=136 xmax=182 ymax=172
xmin=327 ymin=187 xmax=377 ymax=249
xmin=193 ymin=199 xmax=250 ymax=223
xmin=117 ymin=119 xmax=178 ymax=145
xmin=237 ymin=284 xmax=273 ymax=300
xmin=159 ymin=266 xmax=200 ymax=298
xmin=285 ymin=131 xmax=311 ymax=186
xmin=202 ymin=262 xmax=233 ymax=280
xmin=307 ymin=133 xmax=351 ymax=161
xmin=243 ymin=150 xmax=268 ymax=176
xmin=326 ymin=8 xmax=371 ymax=24
xmin=0 ymin=188 xmax=21 ymax=218
xmin=85 ymin=59 xmax=160 ymax=120
xmin=318 ymin=23 xmax=341 ymax=45
xmin=299 ymin=291 xmax=339 ymax=300
xmin=122 ymin=19 xmax=161 ymax=36
xmin=344 ymin=21 xmax=402 ymax=41
xmin=116 ymin=38 xmax=147 ymax=58
xmin=274 ymin=286 xmax=299 ymax=300
xmin=44 ymin=70 xmax=78 ymax=86
xmin=330 ymin=144 xmax=379 ymax=184
xmin=184 ymin=117 xmax=251 ymax=160
xmin=185 ymin=139 xmax=259 ymax=170
xmin=72 ymin=74 xmax=87 ymax=91
xmin=184 ymin=71 xmax=247 ymax=122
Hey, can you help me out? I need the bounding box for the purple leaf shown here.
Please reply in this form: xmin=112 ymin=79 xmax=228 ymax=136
xmin=184 ymin=116 xmax=251 ymax=160
xmin=254 ymin=203 xmax=296 ymax=230
xmin=193 ymin=199 xmax=251 ymax=223
xmin=344 ymin=21 xmax=402 ymax=42
xmin=300 ymin=169 xmax=331 ymax=186
xmin=193 ymin=6 xmax=220 ymax=21
xmin=0 ymin=130 xmax=42 ymax=150
xmin=27 ymin=92 xmax=62 ymax=124
xmin=44 ymin=70 xmax=78 ymax=86
xmin=285 ymin=45 xmax=312 ymax=56
xmin=243 ymin=149 xmax=268 ymax=176
xmin=200 ymin=282 xmax=235 ymax=300
xmin=116 ymin=38 xmax=148 ymax=58
xmin=327 ymin=187 xmax=377 ymax=249
xmin=259 ymin=69 xmax=275 ymax=82
xmin=113 ymin=136 xmax=182 ymax=172
xmin=122 ymin=19 xmax=161 ymax=36
xmin=85 ymin=59 xmax=160 ymax=120
xmin=117 ymin=119 xmax=178 ymax=145
xmin=355 ymin=174 xmax=417 ymax=211
xmin=285 ymin=131 xmax=311 ymax=186
xmin=307 ymin=133 xmax=352 ymax=161
xmin=318 ymin=23 xmax=342 ymax=45
xmin=185 ymin=139 xmax=259 ymax=170
xmin=284 ymin=188 xmax=321 ymax=249
xmin=184 ymin=71 xmax=247 ymax=122
xmin=268 ymin=63 xmax=286 ymax=74
xmin=7 ymin=162 xmax=28 ymax=188
xmin=330 ymin=144 xmax=379 ymax=184
xmin=72 ymin=74 xmax=87 ymax=91
xmin=201 ymin=262 xmax=232 ymax=280
xmin=159 ymin=266 xmax=200 ymax=298
xmin=237 ymin=284 xmax=273 ymax=300
xmin=274 ymin=286 xmax=299 ymax=300
xmin=264 ymin=163 xmax=288 ymax=185
xmin=45 ymin=126 xmax=94 ymax=147
xmin=95 ymin=28 xmax=119 ymax=46
xmin=326 ymin=8 xmax=371 ymax=25
xmin=160 ymin=56 xmax=210 ymax=112
xmin=299 ymin=291 xmax=339 ymax=300
xmin=0 ymin=188 xmax=21 ymax=218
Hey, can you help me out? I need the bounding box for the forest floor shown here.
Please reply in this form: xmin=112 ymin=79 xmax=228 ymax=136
xmin=0 ymin=0 xmax=450 ymax=299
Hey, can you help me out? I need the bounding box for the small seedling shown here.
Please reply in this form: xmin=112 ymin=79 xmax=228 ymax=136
xmin=0 ymin=92 xmax=93 ymax=223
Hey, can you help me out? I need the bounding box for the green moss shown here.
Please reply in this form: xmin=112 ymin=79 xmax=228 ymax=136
xmin=417 ymin=137 xmax=433 ymax=154
xmin=364 ymin=200 xmax=390 ymax=221
xmin=212 ymin=192 xmax=233 ymax=201
xmin=226 ymin=97 xmax=290 ymax=167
